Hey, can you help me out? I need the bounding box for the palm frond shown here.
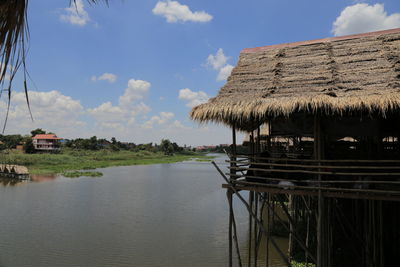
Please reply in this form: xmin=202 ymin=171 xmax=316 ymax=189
xmin=0 ymin=0 xmax=109 ymax=132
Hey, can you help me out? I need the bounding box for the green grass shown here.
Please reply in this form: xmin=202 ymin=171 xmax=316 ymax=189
xmin=62 ymin=171 xmax=103 ymax=178
xmin=195 ymin=158 xmax=212 ymax=162
xmin=291 ymin=261 xmax=316 ymax=267
xmin=0 ymin=149 xmax=213 ymax=176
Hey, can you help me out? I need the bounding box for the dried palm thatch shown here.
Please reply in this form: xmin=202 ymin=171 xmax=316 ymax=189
xmin=0 ymin=0 xmax=108 ymax=131
xmin=191 ymin=28 xmax=400 ymax=131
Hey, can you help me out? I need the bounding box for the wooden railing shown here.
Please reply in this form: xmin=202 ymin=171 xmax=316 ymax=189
xmin=225 ymin=155 xmax=400 ymax=200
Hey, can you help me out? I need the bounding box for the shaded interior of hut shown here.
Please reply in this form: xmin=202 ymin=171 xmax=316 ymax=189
xmin=230 ymin=111 xmax=400 ymax=267
xmin=246 ymin=112 xmax=400 ymax=160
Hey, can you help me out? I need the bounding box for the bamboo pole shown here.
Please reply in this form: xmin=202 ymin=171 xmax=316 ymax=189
xmin=266 ymin=193 xmax=271 ymax=267
xmin=254 ymin=192 xmax=259 ymax=267
xmin=231 ymin=125 xmax=237 ymax=182
xmin=231 ymin=203 xmax=243 ymax=267
xmin=249 ymin=130 xmax=255 ymax=267
xmin=222 ymin=183 xmax=400 ymax=202
xmin=227 ymin=160 xmax=400 ymax=170
xmin=235 ymin=155 xmax=400 ymax=164
xmin=229 ymin=125 xmax=237 ymax=267
xmin=229 ymin=165 xmax=400 ymax=176
xmin=288 ymin=194 xmax=293 ymax=262
xmin=314 ymin=114 xmax=323 ymax=267
xmin=228 ymin=189 xmax=233 ymax=267
xmin=212 ymin=162 xmax=292 ymax=267
xmin=249 ymin=191 xmax=254 ymax=267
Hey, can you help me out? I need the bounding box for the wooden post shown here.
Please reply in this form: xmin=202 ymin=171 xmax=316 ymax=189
xmin=288 ymin=194 xmax=293 ymax=262
xmin=249 ymin=129 xmax=255 ymax=266
xmin=257 ymin=126 xmax=261 ymax=155
xmin=266 ymin=193 xmax=271 ymax=267
xmin=231 ymin=125 xmax=237 ymax=181
xmin=228 ymin=189 xmax=233 ymax=267
xmin=232 ymin=125 xmax=237 ymax=157
xmin=248 ymin=191 xmax=254 ymax=267
xmin=314 ymin=114 xmax=324 ymax=267
xmin=254 ymin=192 xmax=259 ymax=267
xmin=229 ymin=125 xmax=236 ymax=266
xmin=267 ymin=121 xmax=272 ymax=152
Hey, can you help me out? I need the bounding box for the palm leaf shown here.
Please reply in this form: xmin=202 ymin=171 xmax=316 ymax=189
xmin=0 ymin=0 xmax=109 ymax=131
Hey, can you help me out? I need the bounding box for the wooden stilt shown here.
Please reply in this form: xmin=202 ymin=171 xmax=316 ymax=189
xmin=254 ymin=192 xmax=259 ymax=267
xmin=228 ymin=189 xmax=233 ymax=267
xmin=229 ymin=125 xmax=237 ymax=266
xmin=249 ymin=191 xmax=254 ymax=267
xmin=288 ymin=194 xmax=293 ymax=263
xmin=212 ymin=162 xmax=292 ymax=266
xmin=266 ymin=193 xmax=271 ymax=267
xmin=314 ymin=114 xmax=324 ymax=267
xmin=231 ymin=204 xmax=243 ymax=267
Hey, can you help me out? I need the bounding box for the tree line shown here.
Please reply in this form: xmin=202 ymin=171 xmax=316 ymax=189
xmin=0 ymin=128 xmax=190 ymax=155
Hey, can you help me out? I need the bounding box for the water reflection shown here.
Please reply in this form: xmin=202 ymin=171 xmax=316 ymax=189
xmin=0 ymin=177 xmax=28 ymax=186
xmin=0 ymin=174 xmax=58 ymax=186
xmin=0 ymin=157 xmax=288 ymax=267
xmin=30 ymin=174 xmax=57 ymax=183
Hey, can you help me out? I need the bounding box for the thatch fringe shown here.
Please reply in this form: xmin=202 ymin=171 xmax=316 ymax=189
xmin=191 ymin=93 xmax=400 ymax=120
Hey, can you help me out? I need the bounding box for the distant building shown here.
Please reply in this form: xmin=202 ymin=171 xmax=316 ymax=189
xmin=32 ymin=134 xmax=61 ymax=151
xmin=195 ymin=145 xmax=217 ymax=151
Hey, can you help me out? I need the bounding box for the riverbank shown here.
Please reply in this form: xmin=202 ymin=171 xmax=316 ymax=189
xmin=0 ymin=149 xmax=214 ymax=176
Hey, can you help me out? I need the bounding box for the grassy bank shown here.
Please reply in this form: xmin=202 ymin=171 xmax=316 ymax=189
xmin=0 ymin=149 xmax=214 ymax=176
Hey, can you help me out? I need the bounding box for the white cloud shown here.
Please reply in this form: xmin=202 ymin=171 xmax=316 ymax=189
xmin=152 ymin=1 xmax=212 ymax=23
xmin=171 ymin=120 xmax=189 ymax=130
xmin=332 ymin=3 xmax=400 ymax=36
xmin=87 ymin=102 xmax=125 ymax=122
xmin=206 ymin=49 xmax=234 ymax=81
xmin=207 ymin=48 xmax=229 ymax=70
xmin=0 ymin=87 xmax=240 ymax=146
xmin=60 ymin=0 xmax=90 ymax=26
xmin=143 ymin=112 xmax=174 ymax=129
xmin=0 ymin=90 xmax=86 ymax=136
xmin=91 ymin=73 xmax=117 ymax=83
xmin=178 ymin=88 xmax=209 ymax=108
xmin=132 ymin=102 xmax=152 ymax=116
xmin=217 ymin=64 xmax=234 ymax=81
xmin=88 ymin=79 xmax=152 ymax=129
xmin=119 ymin=79 xmax=151 ymax=107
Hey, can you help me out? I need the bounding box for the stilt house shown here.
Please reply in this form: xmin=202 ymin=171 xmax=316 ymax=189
xmin=191 ymin=28 xmax=400 ymax=267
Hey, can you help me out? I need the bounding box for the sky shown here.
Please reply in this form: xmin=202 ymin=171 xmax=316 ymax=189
xmin=1 ymin=0 xmax=400 ymax=146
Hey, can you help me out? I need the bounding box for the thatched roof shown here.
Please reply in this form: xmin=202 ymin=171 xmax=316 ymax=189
xmin=191 ymin=28 xmax=400 ymax=130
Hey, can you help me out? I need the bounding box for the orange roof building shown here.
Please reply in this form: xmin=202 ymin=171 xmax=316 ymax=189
xmin=32 ymin=134 xmax=61 ymax=151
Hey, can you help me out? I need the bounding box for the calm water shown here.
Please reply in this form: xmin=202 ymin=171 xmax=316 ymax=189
xmin=0 ymin=155 xmax=286 ymax=267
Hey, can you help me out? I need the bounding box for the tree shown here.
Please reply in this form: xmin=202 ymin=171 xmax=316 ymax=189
xmin=1 ymin=134 xmax=23 ymax=149
xmin=160 ymin=139 xmax=174 ymax=155
xmin=88 ymin=136 xmax=99 ymax=150
xmin=31 ymin=128 xmax=46 ymax=136
xmin=23 ymin=138 xmax=35 ymax=153
xmin=111 ymin=137 xmax=117 ymax=145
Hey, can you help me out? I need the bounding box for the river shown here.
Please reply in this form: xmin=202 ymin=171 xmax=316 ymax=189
xmin=0 ymin=155 xmax=286 ymax=267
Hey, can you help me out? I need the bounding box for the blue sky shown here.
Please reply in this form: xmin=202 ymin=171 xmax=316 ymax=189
xmin=1 ymin=0 xmax=400 ymax=146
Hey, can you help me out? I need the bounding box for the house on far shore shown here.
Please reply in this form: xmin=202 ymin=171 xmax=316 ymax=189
xmin=32 ymin=134 xmax=61 ymax=152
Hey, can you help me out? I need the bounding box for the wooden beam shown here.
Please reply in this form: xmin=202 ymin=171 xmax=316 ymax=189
xmin=222 ymin=184 xmax=400 ymax=202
